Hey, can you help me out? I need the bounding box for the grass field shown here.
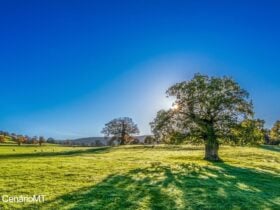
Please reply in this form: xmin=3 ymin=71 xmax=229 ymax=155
xmin=0 ymin=144 xmax=279 ymax=209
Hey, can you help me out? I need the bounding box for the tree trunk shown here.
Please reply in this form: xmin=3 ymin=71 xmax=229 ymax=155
xmin=204 ymin=123 xmax=220 ymax=161
xmin=120 ymin=136 xmax=125 ymax=145
xmin=120 ymin=132 xmax=126 ymax=145
xmin=119 ymin=122 xmax=126 ymax=145
xmin=204 ymin=141 xmax=220 ymax=161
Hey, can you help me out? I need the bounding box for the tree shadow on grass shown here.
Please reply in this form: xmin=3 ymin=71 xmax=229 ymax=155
xmin=0 ymin=147 xmax=111 ymax=159
xmin=119 ymin=145 xmax=204 ymax=151
xmin=260 ymin=145 xmax=280 ymax=153
xmin=26 ymin=162 xmax=280 ymax=210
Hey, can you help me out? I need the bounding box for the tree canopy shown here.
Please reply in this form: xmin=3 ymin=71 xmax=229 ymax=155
xmin=270 ymin=120 xmax=280 ymax=144
xmin=102 ymin=117 xmax=139 ymax=145
xmin=231 ymin=119 xmax=265 ymax=145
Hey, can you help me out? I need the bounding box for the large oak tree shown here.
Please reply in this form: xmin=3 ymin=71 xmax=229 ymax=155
xmin=151 ymin=74 xmax=253 ymax=161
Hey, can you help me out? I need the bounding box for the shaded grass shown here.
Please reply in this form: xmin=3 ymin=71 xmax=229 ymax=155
xmin=260 ymin=145 xmax=280 ymax=153
xmin=0 ymin=144 xmax=279 ymax=209
xmin=38 ymin=163 xmax=279 ymax=210
xmin=0 ymin=146 xmax=111 ymax=159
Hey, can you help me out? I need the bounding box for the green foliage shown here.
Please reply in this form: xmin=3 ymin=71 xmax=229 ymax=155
xmin=0 ymin=145 xmax=279 ymax=209
xmin=144 ymin=136 xmax=156 ymax=144
xmin=165 ymin=73 xmax=253 ymax=141
xmin=165 ymin=132 xmax=188 ymax=144
xmin=102 ymin=117 xmax=139 ymax=145
xmin=150 ymin=109 xmax=175 ymax=143
xmin=270 ymin=121 xmax=280 ymax=145
xmin=47 ymin=137 xmax=55 ymax=144
xmin=230 ymin=119 xmax=265 ymax=145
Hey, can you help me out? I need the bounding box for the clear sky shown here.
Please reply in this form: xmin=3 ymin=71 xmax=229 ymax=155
xmin=0 ymin=0 xmax=279 ymax=139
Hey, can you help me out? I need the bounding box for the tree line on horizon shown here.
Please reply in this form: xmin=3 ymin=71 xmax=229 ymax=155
xmin=0 ymin=131 xmax=55 ymax=146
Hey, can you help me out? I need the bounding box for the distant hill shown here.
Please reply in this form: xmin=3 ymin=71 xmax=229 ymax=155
xmin=59 ymin=135 xmax=151 ymax=146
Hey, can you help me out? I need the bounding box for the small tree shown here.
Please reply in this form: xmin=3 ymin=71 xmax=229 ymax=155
xmin=144 ymin=136 xmax=156 ymax=144
xmin=31 ymin=136 xmax=38 ymax=144
xmin=47 ymin=137 xmax=55 ymax=144
xmin=102 ymin=117 xmax=139 ymax=145
xmin=16 ymin=135 xmax=26 ymax=146
xmin=39 ymin=136 xmax=45 ymax=146
xmin=152 ymin=74 xmax=253 ymax=161
xmin=0 ymin=135 xmax=5 ymax=143
xmin=270 ymin=121 xmax=280 ymax=145
xmin=231 ymin=119 xmax=265 ymax=145
xmin=150 ymin=110 xmax=177 ymax=143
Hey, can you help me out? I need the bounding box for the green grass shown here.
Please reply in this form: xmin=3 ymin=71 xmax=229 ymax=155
xmin=0 ymin=144 xmax=279 ymax=209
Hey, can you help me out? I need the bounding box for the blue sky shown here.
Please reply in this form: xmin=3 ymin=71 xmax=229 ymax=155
xmin=0 ymin=0 xmax=279 ymax=139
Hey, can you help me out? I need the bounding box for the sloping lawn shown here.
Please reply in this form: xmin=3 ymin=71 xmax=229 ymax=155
xmin=0 ymin=144 xmax=279 ymax=209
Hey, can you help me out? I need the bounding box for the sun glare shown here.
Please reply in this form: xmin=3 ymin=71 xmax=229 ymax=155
xmin=172 ymin=104 xmax=179 ymax=110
